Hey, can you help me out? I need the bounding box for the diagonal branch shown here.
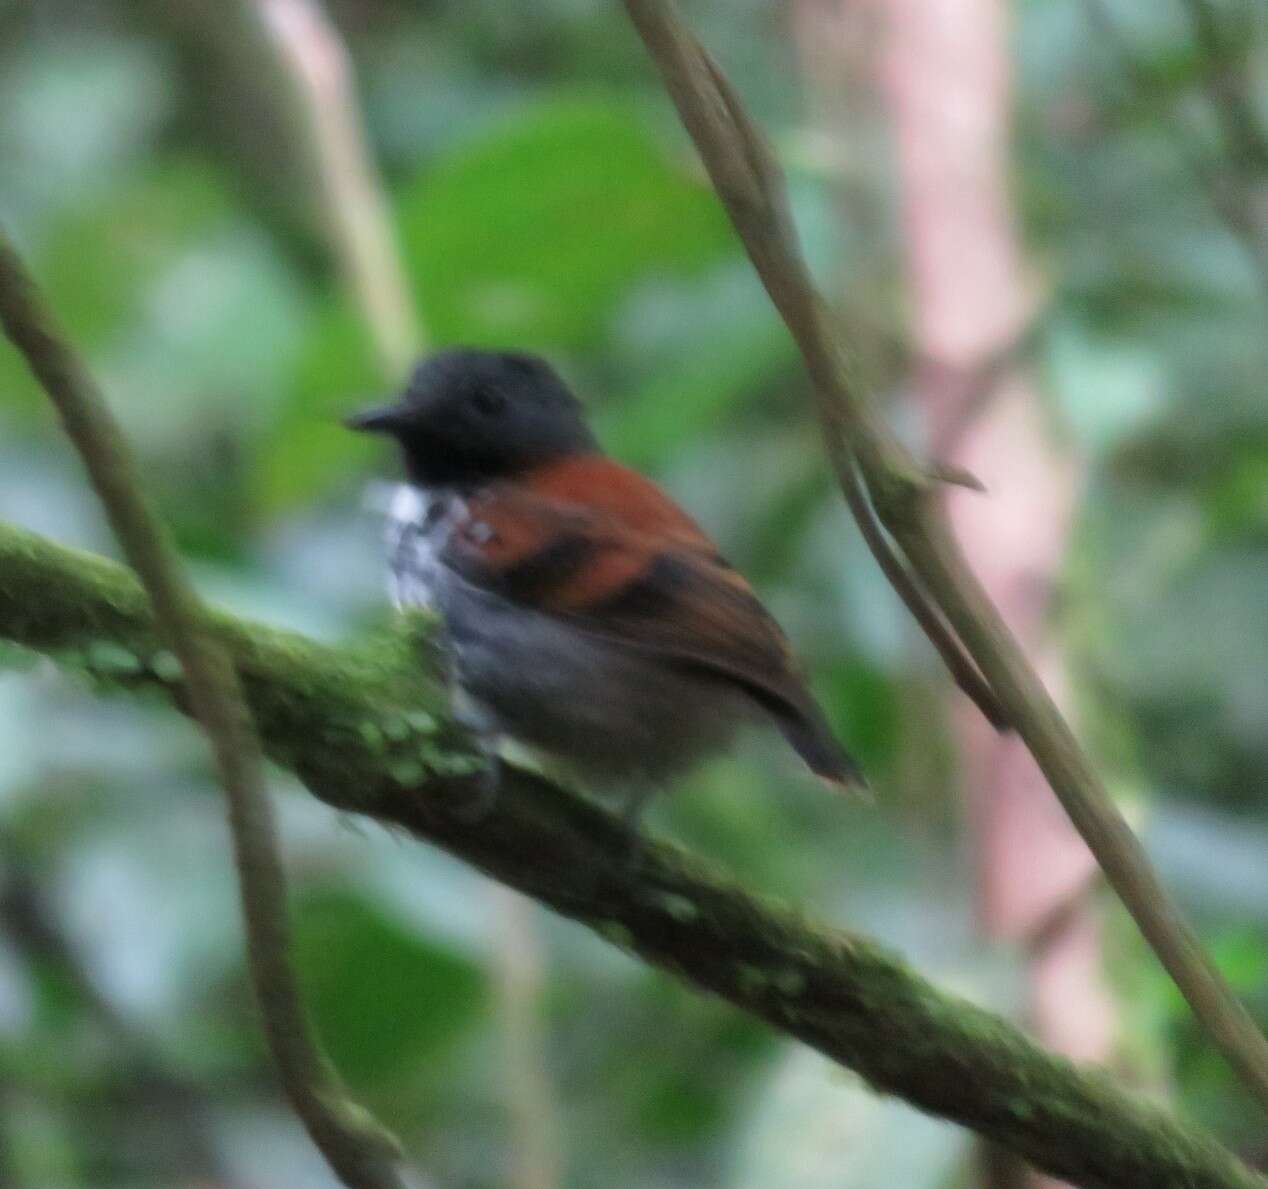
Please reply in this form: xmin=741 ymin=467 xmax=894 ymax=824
xmin=0 ymin=230 xmax=410 ymax=1189
xmin=619 ymin=1 xmax=1008 ymax=729
xmin=0 ymin=520 xmax=1263 ymax=1189
xmin=620 ymin=0 xmax=1268 ymax=1114
xmin=837 ymin=455 xmax=1008 ymax=727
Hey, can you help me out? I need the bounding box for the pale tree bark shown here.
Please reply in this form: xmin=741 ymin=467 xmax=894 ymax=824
xmin=873 ymin=1 xmax=1115 ymax=1184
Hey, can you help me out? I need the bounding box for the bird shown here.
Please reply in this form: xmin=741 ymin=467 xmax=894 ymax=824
xmin=345 ymin=347 xmax=865 ymax=819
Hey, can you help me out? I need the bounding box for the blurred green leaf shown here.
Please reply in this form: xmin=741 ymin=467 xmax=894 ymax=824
xmin=253 ymin=298 xmax=383 ymax=511
xmin=38 ymin=158 xmax=238 ymax=352
xmin=3 ymin=158 xmax=244 ymax=427
xmin=1044 ymin=316 xmax=1163 ymax=453
xmin=1201 ymin=447 xmax=1268 ymax=543
xmin=600 ymin=273 xmax=793 ymax=468
xmin=0 ymin=30 xmax=174 ymax=221
xmin=818 ymin=662 xmax=900 ymax=781
xmin=561 ymin=971 xmax=771 ymax=1154
xmin=1208 ymin=927 xmax=1268 ymax=995
xmin=292 ymin=885 xmax=485 ymax=1086
xmin=729 ymin=1046 xmax=968 ymax=1189
xmin=397 ymin=95 xmax=734 ymax=349
xmin=3 ymin=1098 xmax=83 ymax=1189
xmin=0 ymin=642 xmax=38 ymax=673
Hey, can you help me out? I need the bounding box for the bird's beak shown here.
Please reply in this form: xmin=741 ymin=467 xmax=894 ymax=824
xmin=342 ymin=400 xmax=407 ymax=434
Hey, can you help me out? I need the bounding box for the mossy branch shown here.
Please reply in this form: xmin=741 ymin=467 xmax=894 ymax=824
xmin=0 ymin=522 xmax=1263 ymax=1189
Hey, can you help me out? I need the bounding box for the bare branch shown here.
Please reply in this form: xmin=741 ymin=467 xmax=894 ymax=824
xmin=620 ymin=0 xmax=1268 ymax=1113
xmin=0 ymin=229 xmax=410 ymax=1189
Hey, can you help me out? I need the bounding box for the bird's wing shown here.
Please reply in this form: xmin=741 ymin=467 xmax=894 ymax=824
xmin=441 ymin=476 xmax=865 ymax=788
xmin=508 ymin=455 xmax=716 ymax=549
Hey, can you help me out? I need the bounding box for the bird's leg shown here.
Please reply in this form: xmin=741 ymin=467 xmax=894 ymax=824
xmin=454 ymin=740 xmax=502 ymax=824
xmin=617 ymin=784 xmax=659 ymax=874
xmin=450 ymin=687 xmax=502 ymax=823
xmin=619 ymin=784 xmax=657 ymax=834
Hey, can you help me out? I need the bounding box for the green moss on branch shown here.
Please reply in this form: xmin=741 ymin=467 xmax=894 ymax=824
xmin=0 ymin=520 xmax=1263 ymax=1189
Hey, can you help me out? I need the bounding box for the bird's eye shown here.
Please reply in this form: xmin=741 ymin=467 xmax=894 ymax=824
xmin=472 ymin=388 xmax=508 ymax=417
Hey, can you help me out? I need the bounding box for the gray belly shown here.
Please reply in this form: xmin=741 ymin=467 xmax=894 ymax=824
xmin=384 ymin=483 xmax=750 ymax=787
xmin=440 ymin=575 xmax=750 ymax=785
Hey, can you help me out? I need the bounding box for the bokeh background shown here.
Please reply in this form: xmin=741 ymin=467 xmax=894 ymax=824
xmin=1 ymin=1 xmax=1266 ymax=1186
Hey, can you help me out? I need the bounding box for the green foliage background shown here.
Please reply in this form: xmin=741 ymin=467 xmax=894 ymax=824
xmin=0 ymin=0 xmax=1266 ymax=1185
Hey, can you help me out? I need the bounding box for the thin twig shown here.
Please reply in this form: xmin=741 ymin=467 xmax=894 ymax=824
xmin=620 ymin=0 xmax=1268 ymax=1114
xmin=490 ymin=886 xmax=563 ymax=1189
xmin=618 ymin=1 xmax=1008 ymax=729
xmin=838 ymin=455 xmax=1008 ymax=726
xmin=0 ymin=519 xmax=1263 ymax=1189
xmin=0 ymin=228 xmax=409 ymax=1189
xmin=249 ymin=0 xmax=423 ymax=376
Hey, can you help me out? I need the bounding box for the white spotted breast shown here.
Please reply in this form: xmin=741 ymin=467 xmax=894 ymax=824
xmin=384 ymin=483 xmax=464 ymax=611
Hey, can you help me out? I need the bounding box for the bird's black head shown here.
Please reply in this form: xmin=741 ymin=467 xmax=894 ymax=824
xmin=344 ymin=348 xmax=599 ymax=487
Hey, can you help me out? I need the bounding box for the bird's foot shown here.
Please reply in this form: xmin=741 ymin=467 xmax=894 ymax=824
xmin=453 ymin=748 xmax=502 ymax=824
xmin=618 ymin=786 xmax=657 ymax=877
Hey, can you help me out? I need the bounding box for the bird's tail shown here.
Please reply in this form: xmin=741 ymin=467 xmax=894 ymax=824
xmin=769 ymin=692 xmax=869 ymax=795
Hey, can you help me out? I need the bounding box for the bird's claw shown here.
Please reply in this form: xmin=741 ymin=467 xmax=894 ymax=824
xmin=453 ymin=753 xmax=501 ymax=824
